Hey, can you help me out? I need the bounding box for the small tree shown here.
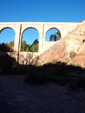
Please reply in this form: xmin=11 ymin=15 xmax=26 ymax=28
xmin=49 ymin=32 xmax=61 ymax=41
xmin=21 ymin=40 xmax=27 ymax=51
xmin=30 ymin=39 xmax=39 ymax=52
xmin=26 ymin=47 xmax=30 ymax=52
xmin=50 ymin=35 xmax=54 ymax=41
xmin=54 ymin=32 xmax=61 ymax=40
xmin=9 ymin=41 xmax=14 ymax=48
xmin=30 ymin=43 xmax=39 ymax=52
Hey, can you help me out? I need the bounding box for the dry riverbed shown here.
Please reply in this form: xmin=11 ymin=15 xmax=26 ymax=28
xmin=0 ymin=75 xmax=85 ymax=113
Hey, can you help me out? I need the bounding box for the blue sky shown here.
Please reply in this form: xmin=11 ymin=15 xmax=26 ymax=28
xmin=0 ymin=0 xmax=85 ymax=44
xmin=0 ymin=0 xmax=85 ymax=22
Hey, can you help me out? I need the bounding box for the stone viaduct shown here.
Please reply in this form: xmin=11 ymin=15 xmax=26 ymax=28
xmin=0 ymin=22 xmax=80 ymax=54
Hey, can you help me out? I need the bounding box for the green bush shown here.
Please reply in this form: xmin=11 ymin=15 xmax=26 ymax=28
xmin=69 ymin=50 xmax=76 ymax=59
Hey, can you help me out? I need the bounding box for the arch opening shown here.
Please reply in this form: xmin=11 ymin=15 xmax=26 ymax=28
xmin=46 ymin=28 xmax=61 ymax=42
xmin=21 ymin=28 xmax=39 ymax=52
xmin=0 ymin=27 xmax=15 ymax=52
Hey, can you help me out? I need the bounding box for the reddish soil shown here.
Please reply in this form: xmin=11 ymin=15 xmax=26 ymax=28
xmin=37 ymin=39 xmax=66 ymax=65
xmin=70 ymin=51 xmax=85 ymax=67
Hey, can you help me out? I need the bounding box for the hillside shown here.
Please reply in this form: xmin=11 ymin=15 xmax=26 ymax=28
xmin=33 ymin=21 xmax=85 ymax=67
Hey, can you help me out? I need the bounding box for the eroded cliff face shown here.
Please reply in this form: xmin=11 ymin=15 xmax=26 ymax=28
xmin=36 ymin=39 xmax=66 ymax=65
xmin=35 ymin=21 xmax=85 ymax=67
xmin=69 ymin=51 xmax=85 ymax=68
xmin=66 ymin=22 xmax=85 ymax=67
xmin=65 ymin=22 xmax=85 ymax=53
xmin=63 ymin=22 xmax=85 ymax=63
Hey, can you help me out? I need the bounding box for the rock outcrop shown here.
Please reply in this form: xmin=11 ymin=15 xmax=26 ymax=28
xmin=37 ymin=39 xmax=66 ymax=65
xmin=34 ymin=21 xmax=85 ymax=67
xmin=69 ymin=51 xmax=85 ymax=68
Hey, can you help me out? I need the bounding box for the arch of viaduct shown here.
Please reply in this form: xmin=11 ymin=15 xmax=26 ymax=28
xmin=0 ymin=22 xmax=79 ymax=54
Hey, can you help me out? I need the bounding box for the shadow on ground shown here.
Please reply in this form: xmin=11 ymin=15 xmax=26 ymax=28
xmin=0 ymin=53 xmax=85 ymax=91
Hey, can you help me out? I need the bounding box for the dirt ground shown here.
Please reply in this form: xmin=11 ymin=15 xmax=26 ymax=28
xmin=0 ymin=75 xmax=85 ymax=113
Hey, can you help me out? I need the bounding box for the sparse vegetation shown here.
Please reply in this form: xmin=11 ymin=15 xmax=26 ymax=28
xmin=77 ymin=47 xmax=80 ymax=52
xmin=0 ymin=53 xmax=85 ymax=91
xmin=0 ymin=43 xmax=13 ymax=52
xmin=50 ymin=32 xmax=61 ymax=41
xmin=69 ymin=50 xmax=76 ymax=59
xmin=23 ymin=63 xmax=85 ymax=90
xmin=79 ymin=20 xmax=84 ymax=23
xmin=0 ymin=39 xmax=39 ymax=52
xmin=21 ymin=39 xmax=39 ymax=52
xmin=64 ymin=58 xmax=70 ymax=63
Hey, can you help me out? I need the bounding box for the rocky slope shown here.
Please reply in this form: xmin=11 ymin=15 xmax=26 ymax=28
xmin=69 ymin=50 xmax=85 ymax=68
xmin=33 ymin=21 xmax=85 ymax=67
xmin=36 ymin=39 xmax=66 ymax=65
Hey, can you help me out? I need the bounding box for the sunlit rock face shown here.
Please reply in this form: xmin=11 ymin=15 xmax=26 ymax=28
xmin=69 ymin=51 xmax=85 ymax=68
xmin=35 ymin=21 xmax=85 ymax=67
